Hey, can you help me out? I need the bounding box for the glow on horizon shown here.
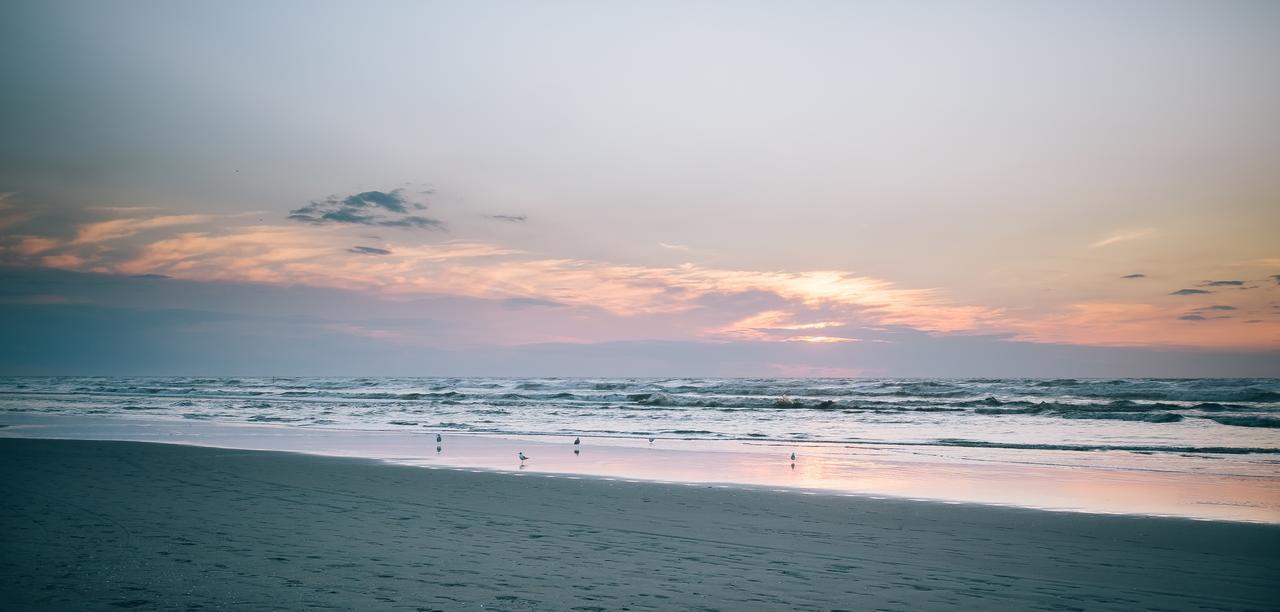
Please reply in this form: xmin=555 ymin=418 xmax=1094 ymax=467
xmin=0 ymin=203 xmax=1276 ymax=350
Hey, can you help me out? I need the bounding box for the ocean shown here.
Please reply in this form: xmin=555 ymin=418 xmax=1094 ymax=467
xmin=3 ymin=376 xmax=1277 ymax=452
xmin=3 ymin=376 xmax=1279 ymax=521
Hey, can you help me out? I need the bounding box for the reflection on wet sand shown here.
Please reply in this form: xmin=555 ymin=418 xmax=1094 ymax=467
xmin=3 ymin=413 xmax=1273 ymax=523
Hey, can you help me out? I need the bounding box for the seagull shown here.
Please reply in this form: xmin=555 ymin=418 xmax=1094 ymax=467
xmin=573 ymin=437 xmax=580 ymax=445
xmin=436 ymin=434 xmax=442 ymax=443
xmin=518 ymin=451 xmax=529 ymax=463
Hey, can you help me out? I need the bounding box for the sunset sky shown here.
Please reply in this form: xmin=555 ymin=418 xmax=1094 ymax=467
xmin=2 ymin=0 xmax=1278 ymax=376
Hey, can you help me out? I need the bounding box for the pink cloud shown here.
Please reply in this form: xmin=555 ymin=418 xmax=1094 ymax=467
xmin=6 ymin=208 xmax=1276 ymax=350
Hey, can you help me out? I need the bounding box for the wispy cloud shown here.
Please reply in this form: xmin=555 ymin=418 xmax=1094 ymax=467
xmin=783 ymin=335 xmax=858 ymax=343
xmin=486 ymin=214 xmax=527 ymax=223
xmin=715 ymin=309 xmax=848 ymax=342
xmin=502 ymin=297 xmax=566 ymax=310
xmin=13 ymin=237 xmax=61 ymax=255
xmin=1089 ymin=229 xmax=1153 ymax=248
xmin=1199 ymin=280 xmax=1244 ymax=287
xmin=659 ymin=242 xmax=690 ymax=252
xmin=1120 ymin=273 xmax=1146 ymax=279
xmin=1006 ymin=302 xmax=1274 ymax=348
xmin=0 ymin=193 xmax=32 ymax=231
xmin=5 ymin=198 xmax=1276 ymax=351
xmin=73 ymin=214 xmax=214 ymax=245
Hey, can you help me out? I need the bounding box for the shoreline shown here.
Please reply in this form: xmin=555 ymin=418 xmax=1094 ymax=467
xmin=2 ymin=413 xmax=1279 ymax=524
xmin=3 ymin=437 xmax=1278 ymax=610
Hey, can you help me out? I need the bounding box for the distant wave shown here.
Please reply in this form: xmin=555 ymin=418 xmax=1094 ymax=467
xmin=1206 ymin=416 xmax=1280 ymax=429
xmin=928 ymin=439 xmax=1280 ymax=455
xmin=1 ymin=377 xmax=1276 ymax=455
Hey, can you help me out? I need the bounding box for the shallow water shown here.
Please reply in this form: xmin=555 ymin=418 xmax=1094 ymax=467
xmin=3 ymin=413 xmax=1277 ymax=523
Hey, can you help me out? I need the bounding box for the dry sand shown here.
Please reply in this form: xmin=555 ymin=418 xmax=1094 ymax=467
xmin=1 ymin=438 xmax=1277 ymax=611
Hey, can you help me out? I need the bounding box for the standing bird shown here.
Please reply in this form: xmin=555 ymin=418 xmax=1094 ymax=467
xmin=790 ymin=452 xmax=797 ymax=462
xmin=436 ymin=434 xmax=442 ymax=443
xmin=573 ymin=437 xmax=580 ymax=446
xmin=648 ymin=437 xmax=655 ymax=444
xmin=518 ymin=451 xmax=529 ymax=463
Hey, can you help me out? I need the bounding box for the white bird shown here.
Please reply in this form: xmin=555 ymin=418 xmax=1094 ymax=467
xmin=436 ymin=434 xmax=442 ymax=443
xmin=518 ymin=452 xmax=529 ymax=462
xmin=790 ymin=452 xmax=797 ymax=462
xmin=573 ymin=437 xmax=580 ymax=445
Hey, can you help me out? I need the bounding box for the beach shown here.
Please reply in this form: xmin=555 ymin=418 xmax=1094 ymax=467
xmin=2 ymin=438 xmax=1277 ymax=611
xmin=4 ymin=0 xmax=1279 ymax=608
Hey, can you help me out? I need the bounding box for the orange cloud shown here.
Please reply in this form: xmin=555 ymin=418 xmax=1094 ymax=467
xmin=73 ymin=214 xmax=214 ymax=245
xmin=1089 ymin=228 xmax=1155 ymax=248
xmin=6 ymin=209 xmax=1277 ymax=350
xmin=13 ymin=237 xmax=61 ymax=255
xmin=1009 ymin=302 xmax=1279 ymax=349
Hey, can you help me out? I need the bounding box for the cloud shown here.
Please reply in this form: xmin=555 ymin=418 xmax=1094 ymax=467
xmin=12 ymin=237 xmax=61 ymax=255
xmin=1199 ymin=280 xmax=1244 ymax=287
xmin=1206 ymin=305 xmax=1236 ymax=311
xmin=73 ymin=214 xmax=213 ymax=245
xmin=1178 ymin=314 xmax=1206 ymax=321
xmin=486 ymin=214 xmax=527 ymax=223
xmin=715 ymin=309 xmax=850 ymax=342
xmin=659 ymin=242 xmax=691 ymax=251
xmin=289 ymin=189 xmax=444 ymax=230
xmin=0 ymin=192 xmax=33 ymax=231
xmin=6 ymin=197 xmax=1277 ymax=352
xmin=40 ymin=254 xmax=85 ymax=268
xmin=783 ymin=335 xmax=858 ymax=343
xmin=348 ymin=246 xmax=392 ymax=256
xmin=1120 ymin=273 xmax=1146 ymax=279
xmin=502 ymin=297 xmax=567 ymax=310
xmin=1089 ymin=229 xmax=1153 ymax=248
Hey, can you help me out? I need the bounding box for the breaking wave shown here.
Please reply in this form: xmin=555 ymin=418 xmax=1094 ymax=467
xmin=1 ymin=376 xmax=1276 ymax=458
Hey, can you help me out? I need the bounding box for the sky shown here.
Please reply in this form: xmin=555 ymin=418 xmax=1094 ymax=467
xmin=1 ymin=0 xmax=1278 ymax=376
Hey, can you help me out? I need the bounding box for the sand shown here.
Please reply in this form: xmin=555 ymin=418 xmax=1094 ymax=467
xmin=1 ymin=438 xmax=1277 ymax=611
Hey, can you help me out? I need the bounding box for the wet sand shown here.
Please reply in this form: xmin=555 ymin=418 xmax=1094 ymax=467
xmin=1 ymin=438 xmax=1277 ymax=610
xmin=5 ymin=413 xmax=1277 ymax=522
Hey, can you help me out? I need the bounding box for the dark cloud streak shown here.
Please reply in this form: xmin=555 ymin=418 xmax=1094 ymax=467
xmin=348 ymin=246 xmax=391 ymax=256
xmin=289 ymin=189 xmax=444 ymax=230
